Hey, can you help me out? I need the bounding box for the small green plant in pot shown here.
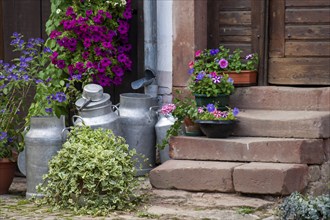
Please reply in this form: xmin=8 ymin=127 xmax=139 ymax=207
xmin=157 ymin=95 xmax=199 ymax=150
xmin=195 ymin=104 xmax=240 ymax=138
xmin=37 ymin=126 xmax=142 ymax=215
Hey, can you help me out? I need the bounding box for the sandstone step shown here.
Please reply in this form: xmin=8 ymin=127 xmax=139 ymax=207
xmin=233 ymin=162 xmax=308 ymax=195
xmin=229 ymin=86 xmax=330 ymax=111
xmin=234 ymin=110 xmax=330 ymax=138
xmin=149 ymin=160 xmax=243 ymax=192
xmin=169 ymin=136 xmax=325 ymax=164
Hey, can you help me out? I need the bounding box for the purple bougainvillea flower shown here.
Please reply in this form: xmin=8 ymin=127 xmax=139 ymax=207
xmin=112 ymin=66 xmax=124 ymax=76
xmin=86 ymin=9 xmax=93 ymax=17
xmin=219 ymin=58 xmax=228 ymax=69
xmin=56 ymin=60 xmax=66 ymax=69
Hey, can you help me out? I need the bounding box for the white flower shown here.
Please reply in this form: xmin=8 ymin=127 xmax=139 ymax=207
xmin=56 ymin=9 xmax=61 ymax=14
xmin=106 ymin=0 xmax=110 ymax=3
xmin=121 ymin=0 xmax=127 ymax=5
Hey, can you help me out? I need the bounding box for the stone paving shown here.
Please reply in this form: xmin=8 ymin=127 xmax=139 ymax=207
xmin=0 ymin=177 xmax=280 ymax=220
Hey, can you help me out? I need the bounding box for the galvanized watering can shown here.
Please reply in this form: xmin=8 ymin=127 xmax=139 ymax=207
xmin=73 ymin=84 xmax=122 ymax=137
xmin=118 ymin=93 xmax=158 ymax=176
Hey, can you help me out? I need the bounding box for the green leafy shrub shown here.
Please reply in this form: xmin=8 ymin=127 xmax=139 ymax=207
xmin=277 ymin=192 xmax=330 ymax=220
xmin=37 ymin=126 xmax=142 ymax=215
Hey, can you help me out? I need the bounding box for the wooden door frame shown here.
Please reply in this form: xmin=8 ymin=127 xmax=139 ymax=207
xmin=0 ymin=0 xmax=4 ymax=60
xmin=251 ymin=0 xmax=269 ymax=86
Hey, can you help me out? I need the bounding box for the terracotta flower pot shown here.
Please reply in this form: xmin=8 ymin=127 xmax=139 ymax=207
xmin=183 ymin=117 xmax=203 ymax=136
xmin=224 ymin=70 xmax=257 ymax=86
xmin=0 ymin=158 xmax=16 ymax=194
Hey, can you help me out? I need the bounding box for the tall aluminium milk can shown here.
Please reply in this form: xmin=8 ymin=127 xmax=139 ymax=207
xmin=118 ymin=93 xmax=157 ymax=176
xmin=24 ymin=116 xmax=65 ymax=198
xmin=73 ymin=84 xmax=122 ymax=137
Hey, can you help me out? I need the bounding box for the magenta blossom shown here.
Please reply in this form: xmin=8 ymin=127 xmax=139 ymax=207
xmin=219 ymin=58 xmax=228 ymax=69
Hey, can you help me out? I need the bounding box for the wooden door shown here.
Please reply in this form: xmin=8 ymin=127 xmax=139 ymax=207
xmin=207 ymin=0 xmax=267 ymax=85
xmin=268 ymin=0 xmax=330 ymax=85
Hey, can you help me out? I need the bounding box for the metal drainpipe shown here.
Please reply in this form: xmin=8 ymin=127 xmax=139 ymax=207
xmin=143 ymin=0 xmax=158 ymax=98
xmin=156 ymin=0 xmax=173 ymax=105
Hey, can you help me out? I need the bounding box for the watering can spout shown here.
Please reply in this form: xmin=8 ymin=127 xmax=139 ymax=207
xmin=131 ymin=69 xmax=156 ymax=90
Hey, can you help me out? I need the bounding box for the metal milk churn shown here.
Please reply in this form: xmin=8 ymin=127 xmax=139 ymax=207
xmin=118 ymin=93 xmax=158 ymax=176
xmin=24 ymin=116 xmax=65 ymax=198
xmin=155 ymin=113 xmax=175 ymax=163
xmin=73 ymin=84 xmax=122 ymax=136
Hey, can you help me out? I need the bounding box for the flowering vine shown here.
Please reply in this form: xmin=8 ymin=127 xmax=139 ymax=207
xmin=47 ymin=0 xmax=133 ymax=87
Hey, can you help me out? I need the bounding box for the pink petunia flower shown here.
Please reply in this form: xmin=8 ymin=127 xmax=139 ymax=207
xmin=219 ymin=58 xmax=228 ymax=69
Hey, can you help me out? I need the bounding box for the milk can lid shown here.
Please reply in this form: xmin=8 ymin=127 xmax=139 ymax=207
xmin=75 ymin=84 xmax=111 ymax=110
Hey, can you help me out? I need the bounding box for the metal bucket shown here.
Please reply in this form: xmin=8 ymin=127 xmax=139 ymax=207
xmin=155 ymin=114 xmax=175 ymax=163
xmin=24 ymin=116 xmax=65 ymax=198
xmin=73 ymin=84 xmax=122 ymax=136
xmin=118 ymin=93 xmax=158 ymax=176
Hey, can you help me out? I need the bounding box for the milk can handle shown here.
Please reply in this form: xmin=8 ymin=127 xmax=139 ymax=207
xmin=112 ymin=104 xmax=120 ymax=116
xmin=146 ymin=106 xmax=159 ymax=121
xmin=72 ymin=115 xmax=86 ymax=126
xmin=61 ymin=127 xmax=71 ymax=141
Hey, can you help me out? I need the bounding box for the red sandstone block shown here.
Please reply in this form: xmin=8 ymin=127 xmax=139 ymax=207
xmin=233 ymin=162 xmax=308 ymax=195
xmin=149 ymin=160 xmax=243 ymax=192
xmin=170 ymin=136 xmax=324 ymax=164
xmin=234 ymin=110 xmax=330 ymax=139
xmin=229 ymin=86 xmax=330 ymax=111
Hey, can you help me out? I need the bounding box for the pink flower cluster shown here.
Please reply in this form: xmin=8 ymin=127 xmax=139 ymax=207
xmin=161 ymin=104 xmax=176 ymax=116
xmin=49 ymin=2 xmax=132 ymax=87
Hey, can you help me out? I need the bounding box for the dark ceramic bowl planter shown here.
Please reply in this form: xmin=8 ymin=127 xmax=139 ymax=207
xmin=195 ymin=120 xmax=237 ymax=138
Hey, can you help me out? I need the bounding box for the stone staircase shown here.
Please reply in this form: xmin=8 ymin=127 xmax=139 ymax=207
xmin=149 ymin=86 xmax=330 ymax=195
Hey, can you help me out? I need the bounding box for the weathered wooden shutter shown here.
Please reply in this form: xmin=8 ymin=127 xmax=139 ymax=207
xmin=269 ymin=0 xmax=330 ymax=85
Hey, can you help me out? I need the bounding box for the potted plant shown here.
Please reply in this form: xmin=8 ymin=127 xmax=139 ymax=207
xmin=0 ymin=33 xmax=55 ymax=194
xmin=188 ymin=45 xmax=259 ymax=87
xmin=188 ymin=49 xmax=235 ymax=108
xmin=157 ymin=95 xmax=201 ymax=150
xmin=195 ymin=104 xmax=240 ymax=138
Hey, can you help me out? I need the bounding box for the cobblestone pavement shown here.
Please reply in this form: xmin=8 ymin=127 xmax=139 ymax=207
xmin=0 ymin=177 xmax=280 ymax=220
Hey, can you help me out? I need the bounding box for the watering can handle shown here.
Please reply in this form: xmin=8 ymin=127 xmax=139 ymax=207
xmin=72 ymin=115 xmax=86 ymax=126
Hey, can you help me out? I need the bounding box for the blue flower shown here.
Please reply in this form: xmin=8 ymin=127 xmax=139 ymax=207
xmin=52 ymin=92 xmax=66 ymax=103
xmin=207 ymin=103 xmax=215 ymax=112
xmin=0 ymin=131 xmax=8 ymax=141
xmin=43 ymin=47 xmax=52 ymax=53
xmin=196 ymin=72 xmax=205 ymax=81
xmin=233 ymin=107 xmax=240 ymax=116
xmin=22 ymin=75 xmax=29 ymax=81
xmin=209 ymin=49 xmax=219 ymax=56
xmin=188 ymin=68 xmax=194 ymax=75
xmin=35 ymin=79 xmax=43 ymax=84
xmin=45 ymin=108 xmax=53 ymax=113
xmin=227 ymin=77 xmax=234 ymax=84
